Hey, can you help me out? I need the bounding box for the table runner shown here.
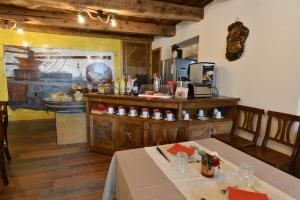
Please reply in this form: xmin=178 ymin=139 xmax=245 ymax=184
xmin=145 ymin=141 xmax=295 ymax=200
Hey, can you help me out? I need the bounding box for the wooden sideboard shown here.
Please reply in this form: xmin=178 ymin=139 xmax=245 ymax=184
xmin=85 ymin=94 xmax=240 ymax=154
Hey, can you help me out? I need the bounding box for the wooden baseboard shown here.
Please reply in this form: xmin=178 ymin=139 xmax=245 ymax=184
xmin=8 ymin=119 xmax=56 ymax=134
xmin=8 ymin=119 xmax=55 ymax=124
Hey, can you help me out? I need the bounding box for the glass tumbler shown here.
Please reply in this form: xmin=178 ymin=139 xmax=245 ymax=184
xmin=175 ymin=152 xmax=188 ymax=173
xmin=239 ymin=163 xmax=255 ymax=186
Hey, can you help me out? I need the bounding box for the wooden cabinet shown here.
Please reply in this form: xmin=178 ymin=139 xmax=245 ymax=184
xmin=86 ymin=94 xmax=240 ymax=154
xmin=89 ymin=115 xmax=116 ymax=154
xmin=123 ymin=40 xmax=151 ymax=77
xmin=116 ymin=118 xmax=143 ymax=150
xmin=144 ymin=121 xmax=189 ymax=146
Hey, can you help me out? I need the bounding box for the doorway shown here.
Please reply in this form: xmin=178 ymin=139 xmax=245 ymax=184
xmin=151 ymin=48 xmax=161 ymax=76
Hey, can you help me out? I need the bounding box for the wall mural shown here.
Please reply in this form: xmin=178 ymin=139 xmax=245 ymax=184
xmin=3 ymin=45 xmax=115 ymax=110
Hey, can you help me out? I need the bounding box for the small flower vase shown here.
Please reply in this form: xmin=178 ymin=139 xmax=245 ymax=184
xmin=201 ymin=163 xmax=215 ymax=178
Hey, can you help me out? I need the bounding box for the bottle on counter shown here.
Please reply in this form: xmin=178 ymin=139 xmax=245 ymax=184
xmin=120 ymin=74 xmax=126 ymax=95
xmin=114 ymin=80 xmax=120 ymax=95
xmin=126 ymin=75 xmax=133 ymax=95
xmin=133 ymin=80 xmax=139 ymax=96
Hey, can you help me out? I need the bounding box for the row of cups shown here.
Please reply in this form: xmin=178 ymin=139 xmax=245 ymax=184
xmin=193 ymin=108 xmax=223 ymax=120
xmin=181 ymin=108 xmax=224 ymax=121
xmin=107 ymin=106 xmax=176 ymax=121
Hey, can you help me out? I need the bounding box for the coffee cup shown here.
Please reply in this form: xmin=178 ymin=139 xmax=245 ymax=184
xmin=213 ymin=108 xmax=219 ymax=116
xmin=142 ymin=108 xmax=149 ymax=118
xmin=184 ymin=113 xmax=190 ymax=120
xmin=198 ymin=109 xmax=205 ymax=117
xmin=166 ymin=110 xmax=172 ymax=114
xmin=166 ymin=112 xmax=175 ymax=121
xmin=215 ymin=111 xmax=222 ymax=119
xmin=129 ymin=107 xmax=137 ymax=116
xmin=154 ymin=111 xmax=162 ymax=120
xmin=153 ymin=108 xmax=160 ymax=113
xmin=118 ymin=106 xmax=125 ymax=115
xmin=108 ymin=106 xmax=114 ymax=114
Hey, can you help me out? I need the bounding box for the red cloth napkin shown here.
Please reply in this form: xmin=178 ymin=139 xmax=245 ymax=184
xmin=167 ymin=143 xmax=195 ymax=156
xmin=228 ymin=187 xmax=268 ymax=200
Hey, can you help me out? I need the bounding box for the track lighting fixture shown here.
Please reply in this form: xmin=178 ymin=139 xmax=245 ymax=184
xmin=0 ymin=19 xmax=25 ymax=34
xmin=78 ymin=9 xmax=117 ymax=27
xmin=0 ymin=19 xmax=17 ymax=30
xmin=77 ymin=10 xmax=85 ymax=24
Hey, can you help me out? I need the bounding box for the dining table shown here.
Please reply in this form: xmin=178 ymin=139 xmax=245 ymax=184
xmin=102 ymin=138 xmax=300 ymax=200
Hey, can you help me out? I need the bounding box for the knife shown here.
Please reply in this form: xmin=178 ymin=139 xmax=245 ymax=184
xmin=156 ymin=147 xmax=170 ymax=162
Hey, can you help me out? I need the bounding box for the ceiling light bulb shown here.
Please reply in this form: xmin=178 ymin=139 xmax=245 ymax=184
xmin=22 ymin=41 xmax=29 ymax=47
xmin=111 ymin=18 xmax=117 ymax=27
xmin=77 ymin=14 xmax=85 ymax=24
xmin=17 ymin=27 xmax=24 ymax=34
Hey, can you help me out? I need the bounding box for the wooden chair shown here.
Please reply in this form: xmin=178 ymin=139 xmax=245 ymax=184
xmin=0 ymin=101 xmax=11 ymax=160
xmin=214 ymin=105 xmax=264 ymax=149
xmin=144 ymin=121 xmax=189 ymax=146
xmin=241 ymin=111 xmax=300 ymax=174
xmin=0 ymin=110 xmax=9 ymax=185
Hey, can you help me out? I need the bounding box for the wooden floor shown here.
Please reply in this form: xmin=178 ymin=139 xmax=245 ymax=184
xmin=0 ymin=121 xmax=112 ymax=200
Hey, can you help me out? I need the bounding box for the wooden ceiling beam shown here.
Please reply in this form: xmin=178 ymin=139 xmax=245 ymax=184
xmin=1 ymin=0 xmax=204 ymax=21
xmin=17 ymin=24 xmax=154 ymax=42
xmin=0 ymin=6 xmax=175 ymax=36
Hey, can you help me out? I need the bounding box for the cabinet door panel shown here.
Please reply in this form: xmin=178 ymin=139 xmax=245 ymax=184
xmin=90 ymin=115 xmax=116 ymax=151
xmin=145 ymin=121 xmax=188 ymax=146
xmin=209 ymin=121 xmax=233 ymax=135
xmin=117 ymin=118 xmax=143 ymax=150
xmin=188 ymin=122 xmax=210 ymax=140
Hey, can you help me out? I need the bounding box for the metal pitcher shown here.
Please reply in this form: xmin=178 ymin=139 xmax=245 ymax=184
xmin=153 ymin=73 xmax=162 ymax=93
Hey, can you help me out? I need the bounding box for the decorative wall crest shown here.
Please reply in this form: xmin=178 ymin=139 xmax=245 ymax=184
xmin=226 ymin=19 xmax=249 ymax=61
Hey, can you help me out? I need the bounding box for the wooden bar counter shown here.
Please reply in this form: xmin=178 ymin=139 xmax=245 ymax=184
xmin=85 ymin=93 xmax=240 ymax=154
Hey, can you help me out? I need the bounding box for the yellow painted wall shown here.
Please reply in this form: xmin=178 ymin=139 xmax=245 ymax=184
xmin=0 ymin=29 xmax=122 ymax=121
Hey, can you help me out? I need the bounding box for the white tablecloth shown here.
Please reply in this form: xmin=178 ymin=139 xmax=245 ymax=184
xmin=102 ymin=139 xmax=300 ymax=200
xmin=145 ymin=141 xmax=295 ymax=200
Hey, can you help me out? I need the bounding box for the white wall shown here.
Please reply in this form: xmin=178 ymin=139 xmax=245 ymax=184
xmin=152 ymin=0 xmax=300 ymax=115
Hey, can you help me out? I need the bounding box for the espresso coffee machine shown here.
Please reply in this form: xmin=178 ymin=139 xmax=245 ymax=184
xmin=188 ymin=62 xmax=215 ymax=98
xmin=160 ymin=58 xmax=196 ymax=84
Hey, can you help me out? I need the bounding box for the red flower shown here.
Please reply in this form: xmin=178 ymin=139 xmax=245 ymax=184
xmin=212 ymin=156 xmax=220 ymax=167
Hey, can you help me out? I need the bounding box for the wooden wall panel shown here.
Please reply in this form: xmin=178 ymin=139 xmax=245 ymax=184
xmin=123 ymin=41 xmax=151 ymax=78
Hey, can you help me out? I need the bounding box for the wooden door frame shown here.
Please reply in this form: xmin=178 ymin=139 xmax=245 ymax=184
xmin=151 ymin=47 xmax=161 ymax=77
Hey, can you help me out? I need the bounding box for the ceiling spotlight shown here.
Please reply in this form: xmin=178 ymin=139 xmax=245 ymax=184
xmin=22 ymin=41 xmax=29 ymax=47
xmin=17 ymin=27 xmax=24 ymax=34
xmin=77 ymin=12 xmax=85 ymax=24
xmin=111 ymin=16 xmax=117 ymax=27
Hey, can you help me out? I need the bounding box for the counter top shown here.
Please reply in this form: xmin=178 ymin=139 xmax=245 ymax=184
xmin=85 ymin=93 xmax=240 ymax=104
